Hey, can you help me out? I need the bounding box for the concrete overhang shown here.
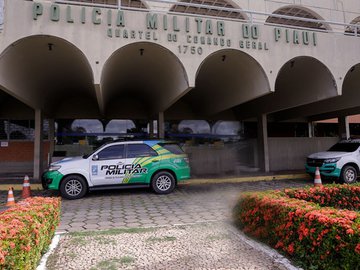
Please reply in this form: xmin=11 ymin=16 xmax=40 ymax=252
xmin=166 ymin=49 xmax=271 ymax=118
xmin=0 ymin=35 xmax=99 ymax=119
xmin=101 ymin=42 xmax=189 ymax=119
xmin=233 ymin=56 xmax=338 ymax=120
xmin=271 ymin=63 xmax=360 ymax=122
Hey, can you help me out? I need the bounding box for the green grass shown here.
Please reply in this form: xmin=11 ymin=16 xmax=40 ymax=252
xmin=119 ymin=256 xmax=135 ymax=264
xmin=69 ymin=237 xmax=88 ymax=246
xmin=46 ymin=252 xmax=60 ymax=270
xmin=94 ymin=236 xmax=116 ymax=245
xmin=206 ymin=233 xmax=230 ymax=241
xmin=146 ymin=236 xmax=177 ymax=243
xmin=66 ymin=252 xmax=77 ymax=259
xmin=89 ymin=257 xmax=135 ymax=270
xmin=70 ymin=227 xmax=155 ymax=237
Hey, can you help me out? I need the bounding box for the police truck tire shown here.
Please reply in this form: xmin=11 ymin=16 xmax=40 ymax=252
xmin=60 ymin=175 xmax=87 ymax=200
xmin=151 ymin=171 xmax=175 ymax=194
xmin=340 ymin=165 xmax=358 ymax=184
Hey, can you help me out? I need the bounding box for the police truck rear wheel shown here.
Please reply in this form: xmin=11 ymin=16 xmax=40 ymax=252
xmin=151 ymin=172 xmax=175 ymax=194
xmin=340 ymin=165 xmax=358 ymax=184
xmin=60 ymin=175 xmax=87 ymax=200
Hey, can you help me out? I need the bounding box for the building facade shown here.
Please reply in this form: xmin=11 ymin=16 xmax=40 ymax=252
xmin=0 ymin=0 xmax=359 ymax=179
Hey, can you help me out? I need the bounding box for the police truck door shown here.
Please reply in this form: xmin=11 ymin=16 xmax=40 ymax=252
xmin=89 ymin=144 xmax=126 ymax=186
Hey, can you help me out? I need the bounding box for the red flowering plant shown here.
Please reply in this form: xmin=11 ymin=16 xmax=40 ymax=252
xmin=233 ymin=186 xmax=360 ymax=270
xmin=0 ymin=197 xmax=61 ymax=269
xmin=283 ymin=184 xmax=360 ymax=210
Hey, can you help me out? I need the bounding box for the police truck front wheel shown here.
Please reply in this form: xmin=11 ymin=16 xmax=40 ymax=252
xmin=340 ymin=165 xmax=358 ymax=184
xmin=60 ymin=175 xmax=87 ymax=200
xmin=151 ymin=171 xmax=175 ymax=194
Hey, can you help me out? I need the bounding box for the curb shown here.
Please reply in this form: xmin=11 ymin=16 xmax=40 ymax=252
xmin=36 ymin=232 xmax=64 ymax=270
xmin=180 ymin=173 xmax=310 ymax=185
xmin=0 ymin=173 xmax=310 ymax=191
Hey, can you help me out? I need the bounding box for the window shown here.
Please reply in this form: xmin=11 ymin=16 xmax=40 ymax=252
xmin=170 ymin=0 xmax=247 ymax=20
xmin=266 ymin=7 xmax=329 ymax=31
xmin=126 ymin=144 xmax=158 ymax=158
xmin=159 ymin=143 xmax=184 ymax=155
xmin=97 ymin=145 xmax=125 ymax=160
xmin=328 ymin=143 xmax=360 ymax=152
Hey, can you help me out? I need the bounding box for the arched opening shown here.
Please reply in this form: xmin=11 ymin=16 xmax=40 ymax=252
xmin=212 ymin=121 xmax=241 ymax=135
xmin=169 ymin=0 xmax=248 ymax=20
xmin=341 ymin=64 xmax=360 ymax=103
xmin=178 ymin=120 xmax=210 ymax=134
xmin=64 ymin=0 xmax=148 ymax=9
xmin=105 ymin=120 xmax=136 ymax=133
xmin=275 ymin=57 xmax=337 ymax=104
xmin=234 ymin=56 xmax=337 ymax=119
xmin=167 ymin=49 xmax=270 ymax=118
xmin=269 ymin=63 xmax=360 ymax=122
xmin=266 ymin=6 xmax=331 ymax=31
xmin=345 ymin=16 xmax=360 ymax=36
xmin=0 ymin=35 xmax=98 ymax=119
xmin=101 ymin=42 xmax=189 ymax=119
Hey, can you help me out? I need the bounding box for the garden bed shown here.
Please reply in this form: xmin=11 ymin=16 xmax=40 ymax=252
xmin=233 ymin=184 xmax=360 ymax=270
xmin=0 ymin=197 xmax=61 ymax=269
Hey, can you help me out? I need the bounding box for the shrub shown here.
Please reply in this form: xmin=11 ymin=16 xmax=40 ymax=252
xmin=233 ymin=186 xmax=360 ymax=270
xmin=0 ymin=197 xmax=61 ymax=269
xmin=284 ymin=184 xmax=360 ymax=210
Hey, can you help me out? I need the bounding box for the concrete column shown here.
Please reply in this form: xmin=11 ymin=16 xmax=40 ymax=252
xmin=308 ymin=122 xmax=315 ymax=138
xmin=48 ymin=119 xmax=55 ymax=164
xmin=338 ymin=116 xmax=350 ymax=139
xmin=149 ymin=120 xmax=154 ymax=138
xmin=33 ymin=109 xmax=43 ymax=181
xmin=157 ymin=112 xmax=165 ymax=139
xmin=257 ymin=114 xmax=270 ymax=172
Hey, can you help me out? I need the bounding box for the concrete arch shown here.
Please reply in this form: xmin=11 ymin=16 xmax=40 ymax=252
xmin=212 ymin=120 xmax=240 ymax=135
xmin=266 ymin=5 xmax=332 ymax=31
xmin=178 ymin=120 xmax=211 ymax=134
xmin=186 ymin=49 xmax=271 ymax=115
xmin=345 ymin=16 xmax=360 ymax=34
xmin=169 ymin=0 xmax=249 ymax=21
xmin=65 ymin=0 xmax=149 ymax=9
xmin=101 ymin=42 xmax=190 ymax=119
xmin=233 ymin=56 xmax=338 ymax=119
xmin=0 ymin=35 xmax=98 ymax=118
xmin=349 ymin=16 xmax=360 ymax=25
xmin=270 ymin=62 xmax=360 ymax=122
xmin=342 ymin=63 xmax=360 ymax=97
xmin=105 ymin=120 xmax=135 ymax=133
xmin=120 ymin=0 xmax=149 ymax=9
xmin=274 ymin=56 xmax=337 ymax=106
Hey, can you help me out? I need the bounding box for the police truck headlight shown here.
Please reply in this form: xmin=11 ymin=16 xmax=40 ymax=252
xmin=49 ymin=165 xmax=61 ymax=171
xmin=323 ymin=157 xmax=340 ymax=164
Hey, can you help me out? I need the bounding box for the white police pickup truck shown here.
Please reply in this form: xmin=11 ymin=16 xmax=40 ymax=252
xmin=305 ymin=140 xmax=360 ymax=184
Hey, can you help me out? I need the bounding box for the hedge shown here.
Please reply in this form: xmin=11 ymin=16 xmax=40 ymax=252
xmin=233 ymin=184 xmax=360 ymax=270
xmin=0 ymin=197 xmax=61 ymax=270
xmin=284 ymin=184 xmax=360 ymax=210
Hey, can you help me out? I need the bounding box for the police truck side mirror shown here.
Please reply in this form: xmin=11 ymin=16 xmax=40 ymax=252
xmin=92 ymin=154 xmax=99 ymax=161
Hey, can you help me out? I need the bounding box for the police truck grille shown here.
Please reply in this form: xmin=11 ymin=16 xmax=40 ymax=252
xmin=307 ymin=158 xmax=324 ymax=167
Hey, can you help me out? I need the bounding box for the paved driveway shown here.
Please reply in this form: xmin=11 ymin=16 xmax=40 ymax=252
xmin=58 ymin=179 xmax=310 ymax=232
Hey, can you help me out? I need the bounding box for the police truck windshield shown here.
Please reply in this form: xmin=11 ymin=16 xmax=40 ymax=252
xmin=328 ymin=143 xmax=360 ymax=152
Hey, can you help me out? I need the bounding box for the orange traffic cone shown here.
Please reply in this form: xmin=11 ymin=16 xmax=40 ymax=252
xmin=21 ymin=175 xmax=31 ymax=199
xmin=314 ymin=167 xmax=322 ymax=187
xmin=6 ymin=187 xmax=16 ymax=207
